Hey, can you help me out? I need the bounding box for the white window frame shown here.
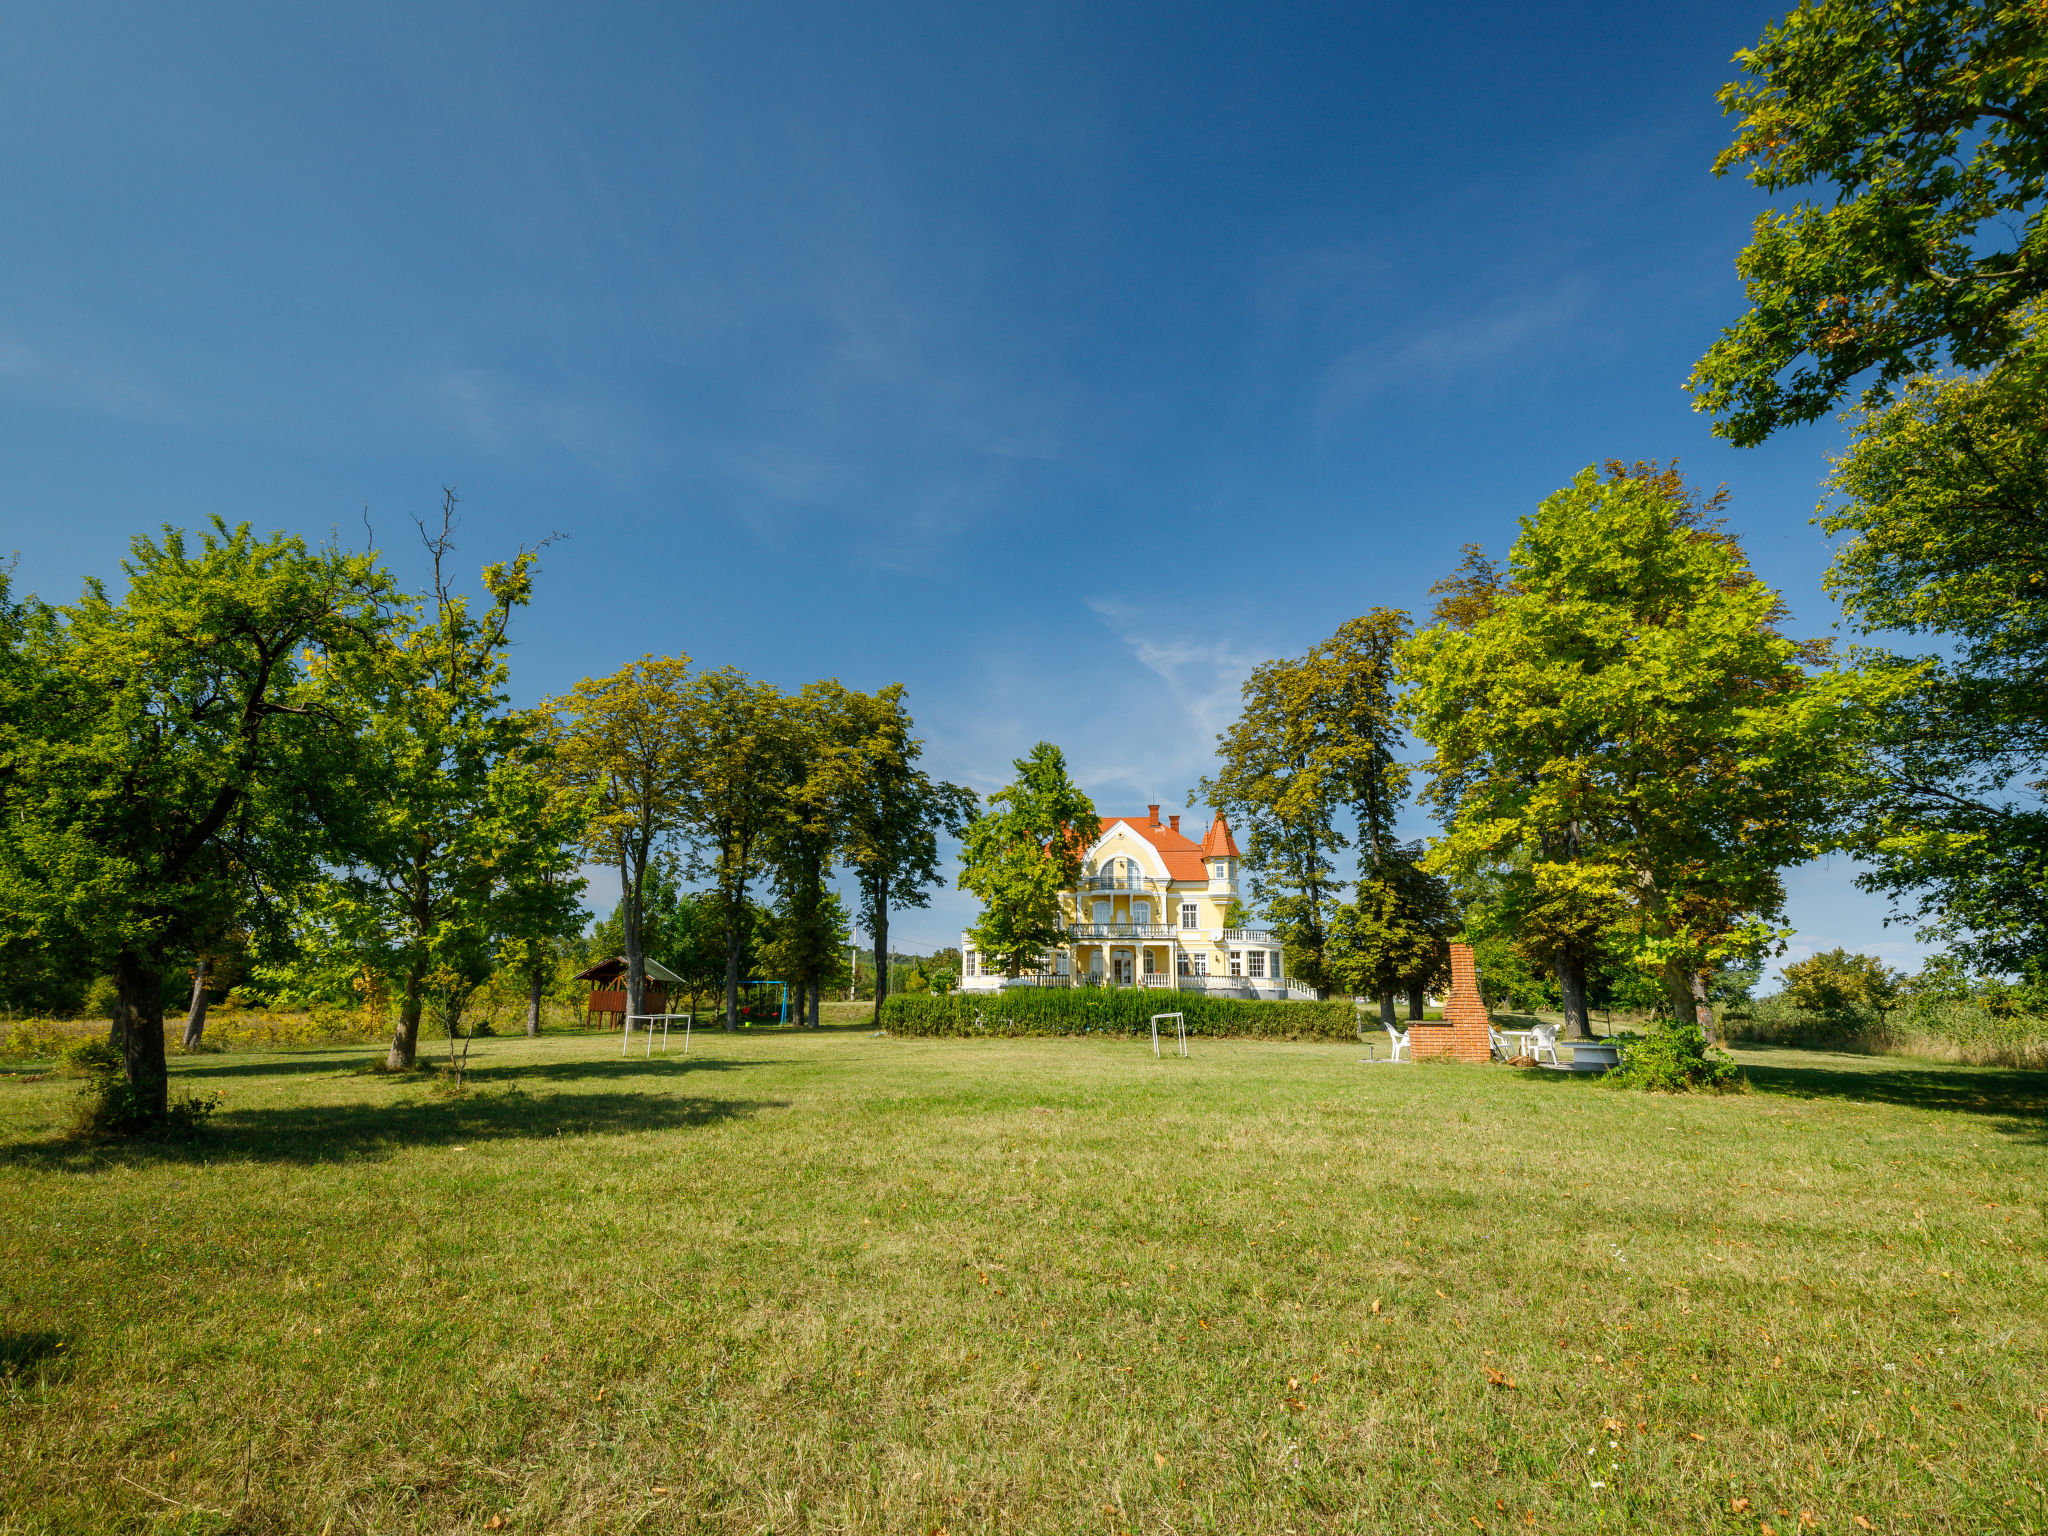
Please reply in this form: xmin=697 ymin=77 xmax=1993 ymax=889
xmin=1180 ymin=902 xmax=1198 ymax=929
xmin=1190 ymin=952 xmax=1208 ymax=977
xmin=1248 ymin=950 xmax=1266 ymax=979
xmin=1229 ymin=950 xmax=1242 ymax=977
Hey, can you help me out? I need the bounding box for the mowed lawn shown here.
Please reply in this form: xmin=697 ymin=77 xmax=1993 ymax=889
xmin=2 ymin=1029 xmax=2045 ymax=1535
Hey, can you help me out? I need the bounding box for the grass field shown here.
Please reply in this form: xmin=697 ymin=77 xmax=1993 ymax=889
xmin=3 ymin=1027 xmax=2045 ymax=1535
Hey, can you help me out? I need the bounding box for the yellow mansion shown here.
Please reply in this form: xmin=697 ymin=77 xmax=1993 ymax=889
xmin=960 ymin=806 xmax=1309 ymax=999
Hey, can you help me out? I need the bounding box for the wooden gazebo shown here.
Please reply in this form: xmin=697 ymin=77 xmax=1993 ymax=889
xmin=573 ymin=957 xmax=685 ymax=1029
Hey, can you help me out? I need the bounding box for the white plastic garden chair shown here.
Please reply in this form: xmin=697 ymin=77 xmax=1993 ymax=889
xmin=1528 ymin=1022 xmax=1561 ymax=1066
xmin=1488 ymin=1025 xmax=1511 ymax=1060
xmin=1384 ymin=1022 xmax=1411 ymax=1062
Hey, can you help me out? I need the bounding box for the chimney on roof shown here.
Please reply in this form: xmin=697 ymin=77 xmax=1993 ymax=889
xmin=1169 ymin=814 xmax=1180 ymax=832
xmin=1148 ymin=803 xmax=1160 ymax=825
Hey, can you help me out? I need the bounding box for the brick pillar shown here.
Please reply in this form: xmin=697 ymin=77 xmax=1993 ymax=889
xmin=1408 ymin=942 xmax=1491 ymax=1062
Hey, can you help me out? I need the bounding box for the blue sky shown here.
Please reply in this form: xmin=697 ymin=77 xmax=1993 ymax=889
xmin=0 ymin=1 xmax=1919 ymax=975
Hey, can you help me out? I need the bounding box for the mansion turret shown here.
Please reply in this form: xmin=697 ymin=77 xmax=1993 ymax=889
xmin=961 ymin=806 xmax=1309 ymax=1000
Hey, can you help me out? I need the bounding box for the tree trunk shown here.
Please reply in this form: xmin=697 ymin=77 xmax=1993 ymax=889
xmin=1555 ymin=951 xmax=1592 ymax=1041
xmin=1690 ymin=969 xmax=1718 ymax=1047
xmin=181 ymin=959 xmax=209 ymax=1050
xmin=526 ymin=967 xmax=544 ymax=1037
xmin=808 ymin=980 xmax=820 ymax=1029
xmin=113 ymin=948 xmax=168 ymax=1121
xmin=1378 ymin=986 xmax=1396 ymax=1028
xmin=386 ymin=958 xmax=426 ymax=1069
xmin=622 ymin=858 xmax=647 ymax=1028
xmin=871 ymin=896 xmax=889 ymax=1028
xmin=723 ymin=929 xmax=741 ymax=1031
xmin=1407 ymin=979 xmax=1426 ymax=1021
xmin=1664 ymin=959 xmax=1701 ymax=1031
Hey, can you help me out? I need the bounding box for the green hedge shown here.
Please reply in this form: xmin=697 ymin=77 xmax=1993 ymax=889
xmin=879 ymin=988 xmax=1360 ymax=1041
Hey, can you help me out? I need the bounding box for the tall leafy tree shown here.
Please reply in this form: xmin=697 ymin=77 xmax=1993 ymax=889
xmin=842 ymin=686 xmax=975 ymax=1021
xmin=1198 ymin=654 xmax=1347 ymax=987
xmin=1402 ymin=463 xmax=1848 ymax=1041
xmin=296 ymin=501 xmax=583 ymax=1070
xmin=764 ymin=680 xmax=861 ymax=1028
xmin=1326 ymin=847 xmax=1458 ymax=1021
xmin=958 ymin=742 xmax=1089 ymax=981
xmin=0 ymin=521 xmax=389 ymax=1119
xmin=1692 ymin=0 xmax=2048 ymax=444
xmin=1821 ymin=355 xmax=2048 ymax=976
xmin=676 ymin=667 xmax=797 ymax=1032
xmin=550 ymin=653 xmax=696 ymax=1029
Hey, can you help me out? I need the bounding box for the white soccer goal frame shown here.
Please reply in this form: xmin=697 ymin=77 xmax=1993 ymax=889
xmin=1150 ymin=1011 xmax=1187 ymax=1058
xmin=622 ymin=1012 xmax=693 ymax=1057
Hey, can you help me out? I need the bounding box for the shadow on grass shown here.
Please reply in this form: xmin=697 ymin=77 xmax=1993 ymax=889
xmin=1739 ymin=1046 xmax=2048 ymax=1138
xmin=0 ymin=1087 xmax=784 ymax=1170
xmin=462 ymin=1056 xmax=769 ymax=1085
xmin=170 ymin=1047 xmax=383 ymax=1079
xmin=0 ymin=1331 xmax=68 ymax=1380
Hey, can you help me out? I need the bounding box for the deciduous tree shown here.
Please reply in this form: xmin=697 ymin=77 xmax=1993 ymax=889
xmin=1692 ymin=0 xmax=2048 ymax=445
xmin=675 ymin=667 xmax=797 ymax=1031
xmin=298 ymin=499 xmax=582 ymax=1070
xmin=550 ymin=653 xmax=696 ymax=1031
xmin=842 ymin=687 xmax=974 ymax=1021
xmin=1820 ymin=355 xmax=2048 ymax=976
xmin=958 ymin=742 xmax=1089 ymax=980
xmin=1402 ymin=463 xmax=1847 ymax=1042
xmin=0 ymin=521 xmax=389 ymax=1119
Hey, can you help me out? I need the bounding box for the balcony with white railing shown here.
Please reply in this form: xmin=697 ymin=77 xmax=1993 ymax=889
xmin=1067 ymin=923 xmax=1177 ymax=940
xmin=1079 ymin=873 xmax=1167 ymax=894
xmin=1222 ymin=927 xmax=1276 ymax=944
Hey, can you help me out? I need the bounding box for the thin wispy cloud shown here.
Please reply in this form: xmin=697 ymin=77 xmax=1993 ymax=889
xmin=0 ymin=326 xmax=182 ymax=425
xmin=1088 ymin=599 xmax=1264 ymax=780
xmin=422 ymin=368 xmax=642 ymax=480
xmin=1316 ymin=281 xmax=1589 ymax=428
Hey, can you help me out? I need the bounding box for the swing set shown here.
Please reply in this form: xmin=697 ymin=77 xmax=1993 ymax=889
xmin=735 ymin=979 xmax=789 ymax=1026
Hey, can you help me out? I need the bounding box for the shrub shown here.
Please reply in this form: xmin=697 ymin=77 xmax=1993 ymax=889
xmin=1604 ymin=1025 xmax=1744 ymax=1093
xmin=879 ymin=989 xmax=1359 ymax=1041
xmin=60 ymin=1037 xmax=123 ymax=1077
xmin=71 ymin=1053 xmax=221 ymax=1140
xmin=1781 ymin=949 xmax=1900 ymax=1015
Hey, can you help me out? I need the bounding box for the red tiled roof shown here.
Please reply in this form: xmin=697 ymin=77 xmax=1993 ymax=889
xmin=1198 ymin=815 xmax=1241 ymax=858
xmin=1097 ymin=811 xmax=1229 ymax=883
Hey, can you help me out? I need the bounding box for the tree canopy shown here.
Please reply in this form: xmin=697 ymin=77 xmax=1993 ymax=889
xmin=1402 ymin=463 xmax=1849 ymax=1039
xmin=1692 ymin=0 xmax=2048 ymax=444
xmin=959 ymin=742 xmax=1093 ymax=978
xmin=1820 ymin=353 xmax=2048 ymax=977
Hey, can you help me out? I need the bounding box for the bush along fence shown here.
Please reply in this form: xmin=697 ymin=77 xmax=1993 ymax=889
xmin=878 ymin=989 xmax=1359 ymax=1041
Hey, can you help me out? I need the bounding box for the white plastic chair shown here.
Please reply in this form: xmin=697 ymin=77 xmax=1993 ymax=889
xmin=1488 ymin=1025 xmax=1510 ymax=1060
xmin=1528 ymin=1022 xmax=1561 ymax=1066
xmin=1384 ymin=1022 xmax=1411 ymax=1062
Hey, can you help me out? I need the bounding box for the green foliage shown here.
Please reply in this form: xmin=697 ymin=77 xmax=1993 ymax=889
xmin=287 ymin=499 xmax=583 ymax=1068
xmin=1692 ymin=0 xmax=2048 ymax=444
xmin=1781 ymin=948 xmax=1901 ymax=1015
xmin=835 ymin=685 xmax=974 ymax=1019
xmin=879 ymin=988 xmax=1360 ymax=1041
xmin=550 ymin=651 xmax=697 ymax=1023
xmin=0 ymin=517 xmax=393 ymax=1119
xmin=1403 ymin=463 xmax=1846 ymax=1033
xmin=60 ymin=1037 xmax=122 ymax=1078
xmin=1604 ymin=1025 xmax=1745 ymax=1094
xmin=69 ymin=1047 xmax=221 ymax=1138
xmin=959 ymin=743 xmax=1093 ymax=977
xmin=1326 ymin=848 xmax=1457 ymax=1009
xmin=1821 ymin=358 xmax=2048 ymax=975
xmin=1199 ymin=612 xmax=1410 ymax=987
